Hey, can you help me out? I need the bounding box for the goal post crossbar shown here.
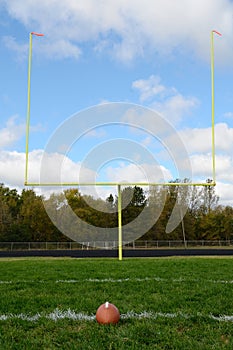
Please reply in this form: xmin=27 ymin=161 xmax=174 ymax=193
xmin=24 ymin=181 xmax=216 ymax=187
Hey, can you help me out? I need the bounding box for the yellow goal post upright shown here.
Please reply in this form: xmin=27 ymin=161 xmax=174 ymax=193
xmin=24 ymin=31 xmax=221 ymax=260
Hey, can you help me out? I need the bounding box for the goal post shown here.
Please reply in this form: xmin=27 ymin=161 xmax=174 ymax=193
xmin=24 ymin=31 xmax=221 ymax=260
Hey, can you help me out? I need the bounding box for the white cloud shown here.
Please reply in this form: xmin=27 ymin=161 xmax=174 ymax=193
xmin=2 ymin=36 xmax=28 ymax=61
xmin=2 ymin=0 xmax=233 ymax=62
xmin=0 ymin=116 xmax=45 ymax=150
xmin=179 ymin=123 xmax=233 ymax=153
xmin=223 ymin=112 xmax=233 ymax=119
xmin=0 ymin=150 xmax=25 ymax=186
xmin=141 ymin=136 xmax=153 ymax=147
xmin=105 ymin=162 xmax=172 ymax=184
xmin=132 ymin=75 xmax=199 ymax=124
xmin=2 ymin=35 xmax=81 ymax=61
xmin=215 ymin=182 xmax=233 ymax=206
xmin=37 ymin=39 xmax=81 ymax=60
xmin=83 ymin=128 xmax=107 ymax=138
xmin=215 ymin=154 xmax=233 ymax=184
xmin=190 ymin=154 xmax=212 ymax=178
xmin=1 ymin=147 xmax=233 ymax=205
xmin=152 ymin=93 xmax=198 ymax=124
xmin=132 ymin=75 xmax=166 ymax=102
xmin=0 ymin=116 xmax=25 ymax=149
xmin=190 ymin=153 xmax=233 ymax=181
xmin=178 ymin=123 xmax=233 ymax=194
xmin=212 ymin=123 xmax=233 ymax=152
xmin=0 ymin=149 xmax=96 ymax=188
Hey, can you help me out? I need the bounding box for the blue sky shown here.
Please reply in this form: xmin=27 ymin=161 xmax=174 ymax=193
xmin=0 ymin=0 xmax=233 ymax=205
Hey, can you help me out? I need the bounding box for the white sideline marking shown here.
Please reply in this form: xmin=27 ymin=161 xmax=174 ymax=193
xmin=56 ymin=277 xmax=175 ymax=283
xmin=0 ymin=308 xmax=233 ymax=322
xmin=55 ymin=277 xmax=233 ymax=284
xmin=0 ymin=281 xmax=12 ymax=284
xmin=1 ymin=277 xmax=233 ymax=285
xmin=48 ymin=309 xmax=95 ymax=321
xmin=211 ymin=315 xmax=233 ymax=321
xmin=211 ymin=280 xmax=233 ymax=284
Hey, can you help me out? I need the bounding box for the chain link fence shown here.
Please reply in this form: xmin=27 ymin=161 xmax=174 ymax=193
xmin=0 ymin=240 xmax=232 ymax=251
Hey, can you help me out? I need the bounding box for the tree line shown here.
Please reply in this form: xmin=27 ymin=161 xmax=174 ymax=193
xmin=0 ymin=181 xmax=232 ymax=242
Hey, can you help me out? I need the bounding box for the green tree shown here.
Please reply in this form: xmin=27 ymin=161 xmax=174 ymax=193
xmin=199 ymin=179 xmax=219 ymax=214
xmin=18 ymin=189 xmax=61 ymax=241
xmin=0 ymin=184 xmax=21 ymax=240
xmin=65 ymin=188 xmax=87 ymax=209
xmin=106 ymin=194 xmax=114 ymax=210
xmin=64 ymin=188 xmax=117 ymax=228
xmin=221 ymin=206 xmax=233 ymax=241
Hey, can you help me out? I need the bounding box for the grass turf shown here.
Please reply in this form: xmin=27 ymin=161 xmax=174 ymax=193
xmin=0 ymin=257 xmax=232 ymax=349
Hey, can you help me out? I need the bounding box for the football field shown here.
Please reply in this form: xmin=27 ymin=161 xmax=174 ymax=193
xmin=0 ymin=257 xmax=232 ymax=349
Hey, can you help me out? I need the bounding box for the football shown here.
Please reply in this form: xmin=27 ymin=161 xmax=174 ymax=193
xmin=96 ymin=302 xmax=120 ymax=324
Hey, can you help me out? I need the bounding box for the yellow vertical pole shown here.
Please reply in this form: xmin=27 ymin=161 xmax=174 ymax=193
xmin=25 ymin=32 xmax=33 ymax=185
xmin=211 ymin=30 xmax=221 ymax=185
xmin=24 ymin=32 xmax=44 ymax=186
xmin=117 ymin=184 xmax=122 ymax=260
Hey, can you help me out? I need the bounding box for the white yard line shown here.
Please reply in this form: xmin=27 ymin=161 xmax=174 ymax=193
xmin=55 ymin=277 xmax=233 ymax=284
xmin=0 ymin=281 xmax=12 ymax=284
xmin=0 ymin=308 xmax=232 ymax=322
xmin=0 ymin=277 xmax=233 ymax=284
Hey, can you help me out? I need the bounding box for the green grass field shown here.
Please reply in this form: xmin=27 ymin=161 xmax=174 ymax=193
xmin=0 ymin=257 xmax=233 ymax=349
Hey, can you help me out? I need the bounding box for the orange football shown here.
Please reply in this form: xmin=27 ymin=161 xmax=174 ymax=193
xmin=96 ymin=302 xmax=120 ymax=324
